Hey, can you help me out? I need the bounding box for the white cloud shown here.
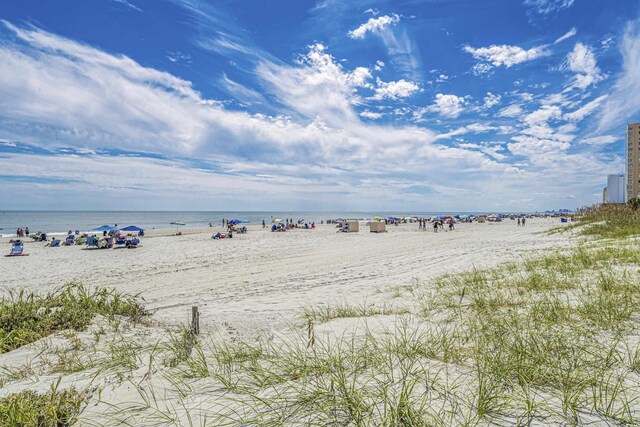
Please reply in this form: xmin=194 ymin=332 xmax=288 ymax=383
xmin=360 ymin=110 xmax=383 ymax=120
xmin=598 ymin=18 xmax=640 ymax=131
xmin=523 ymin=105 xmax=562 ymax=127
xmin=435 ymin=123 xmax=496 ymax=140
xmin=498 ymin=104 xmax=523 ymax=118
xmin=427 ymin=94 xmax=466 ymax=119
xmin=581 ymin=135 xmax=618 ymax=145
xmin=508 ymin=135 xmax=570 ymax=157
xmin=436 ymin=74 xmax=448 ymax=82
xmin=371 ymin=78 xmax=420 ymax=100
xmin=464 ymin=44 xmax=547 ymax=69
xmin=524 ymin=0 xmax=575 ymax=15
xmin=554 ymin=27 xmax=577 ymax=44
xmin=471 ymin=62 xmax=493 ymax=76
xmin=564 ymin=95 xmax=607 ymax=122
xmin=562 ymin=43 xmax=604 ymax=90
xmin=483 ymin=92 xmax=502 ymax=109
xmin=348 ymin=14 xmax=400 ymax=39
xmin=349 ymin=66 xmax=373 ymax=87
xmin=0 ymin=19 xmax=619 ymax=211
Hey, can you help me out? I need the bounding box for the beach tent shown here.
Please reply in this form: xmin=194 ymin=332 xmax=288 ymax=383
xmin=90 ymin=225 xmax=118 ymax=232
xmin=121 ymin=226 xmax=144 ymax=232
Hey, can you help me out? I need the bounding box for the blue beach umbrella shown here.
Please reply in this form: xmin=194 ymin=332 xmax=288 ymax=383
xmin=229 ymin=219 xmax=249 ymax=225
xmin=121 ymin=226 xmax=144 ymax=232
xmin=90 ymin=225 xmax=117 ymax=232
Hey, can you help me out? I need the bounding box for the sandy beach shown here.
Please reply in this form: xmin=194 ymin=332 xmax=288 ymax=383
xmin=2 ymin=218 xmax=570 ymax=339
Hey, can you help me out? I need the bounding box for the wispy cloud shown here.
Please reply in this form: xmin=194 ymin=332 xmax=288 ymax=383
xmin=464 ymin=43 xmax=547 ymax=72
xmin=109 ymin=0 xmax=142 ymax=12
xmin=524 ymin=0 xmax=575 ymax=15
xmin=598 ymin=17 xmax=640 ymax=131
xmin=348 ymin=14 xmax=400 ymax=39
xmin=554 ymin=27 xmax=577 ymax=44
xmin=562 ymin=42 xmax=605 ymax=91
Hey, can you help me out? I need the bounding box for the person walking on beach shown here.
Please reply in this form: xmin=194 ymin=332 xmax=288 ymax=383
xmin=522 ymin=217 xmax=526 ymax=227
xmin=449 ymin=219 xmax=455 ymax=231
xmin=25 ymin=227 xmax=30 ymax=237
xmin=517 ymin=218 xmax=521 ymax=227
xmin=262 ymin=220 xmax=266 ymax=229
xmin=433 ymin=221 xmax=438 ymax=233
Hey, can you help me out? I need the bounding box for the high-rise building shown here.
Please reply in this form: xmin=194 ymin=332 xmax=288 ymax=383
xmin=606 ymin=174 xmax=625 ymax=203
xmin=627 ymin=122 xmax=640 ymax=200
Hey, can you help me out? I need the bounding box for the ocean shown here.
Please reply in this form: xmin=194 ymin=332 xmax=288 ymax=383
xmin=0 ymin=210 xmax=484 ymax=236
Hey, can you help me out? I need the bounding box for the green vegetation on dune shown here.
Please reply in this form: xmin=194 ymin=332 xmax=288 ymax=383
xmin=153 ymin=241 xmax=640 ymax=425
xmin=0 ymin=384 xmax=85 ymax=427
xmin=0 ymin=283 xmax=148 ymax=353
xmin=577 ymin=203 xmax=640 ymax=239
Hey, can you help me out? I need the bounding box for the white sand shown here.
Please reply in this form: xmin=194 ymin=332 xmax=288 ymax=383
xmin=1 ymin=218 xmax=572 ymax=339
xmin=0 ymin=218 xmax=582 ymax=425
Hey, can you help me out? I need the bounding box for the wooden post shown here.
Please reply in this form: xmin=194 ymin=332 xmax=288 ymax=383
xmin=191 ymin=306 xmax=200 ymax=335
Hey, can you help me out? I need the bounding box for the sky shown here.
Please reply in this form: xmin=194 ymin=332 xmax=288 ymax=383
xmin=1 ymin=0 xmax=639 ymax=212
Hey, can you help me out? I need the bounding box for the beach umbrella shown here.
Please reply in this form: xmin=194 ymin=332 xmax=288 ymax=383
xmin=171 ymin=221 xmax=185 ymax=234
xmin=90 ymin=225 xmax=117 ymax=232
xmin=272 ymin=219 xmax=282 ymax=223
xmin=121 ymin=226 xmax=144 ymax=232
xmin=372 ymin=216 xmax=383 ymax=221
xmin=229 ymin=219 xmax=249 ymax=225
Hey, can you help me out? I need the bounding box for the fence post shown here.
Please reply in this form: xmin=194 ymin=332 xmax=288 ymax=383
xmin=191 ymin=306 xmax=200 ymax=335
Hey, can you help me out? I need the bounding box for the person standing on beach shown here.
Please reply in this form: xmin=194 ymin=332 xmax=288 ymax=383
xmin=433 ymin=221 xmax=438 ymax=233
xmin=517 ymin=218 xmax=521 ymax=227
xmin=25 ymin=227 xmax=30 ymax=237
xmin=522 ymin=217 xmax=526 ymax=227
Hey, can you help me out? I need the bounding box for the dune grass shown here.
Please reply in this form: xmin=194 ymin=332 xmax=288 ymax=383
xmin=135 ymin=241 xmax=640 ymax=425
xmin=0 ymin=283 xmax=148 ymax=353
xmin=0 ymin=382 xmax=85 ymax=426
xmin=575 ymin=203 xmax=640 ymax=239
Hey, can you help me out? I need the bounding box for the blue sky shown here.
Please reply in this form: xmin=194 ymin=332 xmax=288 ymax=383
xmin=1 ymin=0 xmax=639 ymax=211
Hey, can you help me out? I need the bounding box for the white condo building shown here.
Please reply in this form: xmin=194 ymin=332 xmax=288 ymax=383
xmin=606 ymin=173 xmax=625 ymax=204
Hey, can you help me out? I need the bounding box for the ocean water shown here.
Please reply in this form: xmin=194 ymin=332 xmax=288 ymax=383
xmin=0 ymin=210 xmax=484 ymax=236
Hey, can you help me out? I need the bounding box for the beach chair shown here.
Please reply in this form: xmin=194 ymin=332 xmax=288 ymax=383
xmin=5 ymin=241 xmax=28 ymax=257
xmin=127 ymin=238 xmax=140 ymax=248
xmin=115 ymin=236 xmax=127 ymax=247
xmin=50 ymin=239 xmax=61 ymax=247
